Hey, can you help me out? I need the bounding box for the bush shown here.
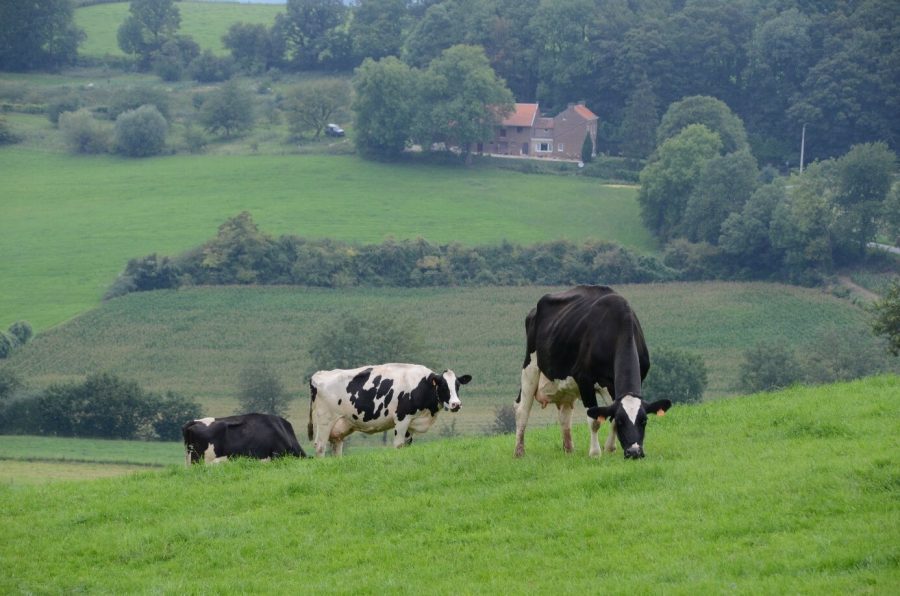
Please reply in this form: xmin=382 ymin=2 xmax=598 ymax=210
xmin=870 ymin=280 xmax=900 ymax=356
xmin=59 ymin=108 xmax=112 ymax=154
xmin=114 ymin=105 xmax=167 ymax=157
xmin=0 ymin=369 xmax=23 ymax=400
xmin=642 ymin=347 xmax=708 ymax=404
xmin=200 ymin=80 xmax=254 ymax=137
xmin=487 ymin=403 xmax=517 ymax=435
xmin=104 ymin=253 xmax=181 ymax=300
xmin=151 ymin=391 xmax=203 ymax=441
xmin=189 ymin=50 xmax=234 ymax=83
xmin=800 ymin=328 xmax=895 ymax=384
xmin=47 ymin=94 xmax=81 ymax=125
xmin=108 ymin=86 xmax=171 ymax=121
xmin=7 ymin=321 xmax=32 ymax=345
xmin=182 ymin=124 xmax=208 ymax=154
xmin=236 ymin=362 xmax=293 ymax=417
xmin=0 ymin=116 xmax=21 ymax=144
xmin=738 ymin=341 xmax=803 ymax=393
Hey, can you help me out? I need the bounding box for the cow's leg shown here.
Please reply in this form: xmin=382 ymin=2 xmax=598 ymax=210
xmin=589 ymin=418 xmax=602 ymax=457
xmin=604 ymin=420 xmax=617 ymax=453
xmin=331 ymin=438 xmax=344 ymax=457
xmin=515 ymin=353 xmax=540 ymax=457
xmin=558 ymin=402 xmax=575 ymax=453
xmin=392 ymin=423 xmax=412 ymax=448
xmin=591 ymin=387 xmax=614 ymax=457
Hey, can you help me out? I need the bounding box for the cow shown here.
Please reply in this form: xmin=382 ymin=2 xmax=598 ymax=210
xmin=308 ymin=363 xmax=471 ymax=456
xmin=182 ymin=413 xmax=307 ymax=465
xmin=514 ymin=285 xmax=672 ymax=459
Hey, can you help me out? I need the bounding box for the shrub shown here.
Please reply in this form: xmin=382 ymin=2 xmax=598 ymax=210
xmin=0 ymin=116 xmax=21 ymax=145
xmin=182 ymin=124 xmax=208 ymax=154
xmin=200 ymin=79 xmax=254 ymax=137
xmin=870 ymin=280 xmax=900 ymax=356
xmin=642 ymin=347 xmax=708 ymax=404
xmin=0 ymin=369 xmax=23 ymax=400
xmin=59 ymin=108 xmax=112 ymax=154
xmin=104 ymin=253 xmax=181 ymax=300
xmin=487 ymin=403 xmax=517 ymax=435
xmin=236 ymin=361 xmax=292 ymax=417
xmin=47 ymin=94 xmax=81 ymax=125
xmin=800 ymin=328 xmax=895 ymax=384
xmin=189 ymin=50 xmax=234 ymax=83
xmin=7 ymin=321 xmax=32 ymax=345
xmin=108 ymin=86 xmax=171 ymax=121
xmin=150 ymin=391 xmax=202 ymax=441
xmin=739 ymin=341 xmax=802 ymax=393
xmin=115 ymin=105 xmax=167 ymax=157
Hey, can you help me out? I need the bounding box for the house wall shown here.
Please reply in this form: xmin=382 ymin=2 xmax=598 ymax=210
xmin=551 ymin=105 xmax=598 ymax=161
xmin=483 ymin=104 xmax=598 ymax=161
xmin=487 ymin=125 xmax=533 ymax=156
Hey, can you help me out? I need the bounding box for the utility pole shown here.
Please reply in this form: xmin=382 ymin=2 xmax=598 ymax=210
xmin=799 ymin=123 xmax=806 ymax=173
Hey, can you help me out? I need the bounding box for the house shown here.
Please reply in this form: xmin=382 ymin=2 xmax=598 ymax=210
xmin=480 ymin=102 xmax=598 ymax=162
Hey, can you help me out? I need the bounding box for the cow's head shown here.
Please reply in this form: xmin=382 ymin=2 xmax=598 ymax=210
xmin=587 ymin=395 xmax=671 ymax=459
xmin=431 ymin=370 xmax=471 ymax=412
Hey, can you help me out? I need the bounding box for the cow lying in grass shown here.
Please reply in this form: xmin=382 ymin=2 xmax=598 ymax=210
xmin=183 ymin=413 xmax=307 ymax=464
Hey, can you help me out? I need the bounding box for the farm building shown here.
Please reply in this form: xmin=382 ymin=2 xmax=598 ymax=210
xmin=479 ymin=102 xmax=598 ymax=162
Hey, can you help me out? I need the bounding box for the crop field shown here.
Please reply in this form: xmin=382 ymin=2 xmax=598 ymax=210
xmin=1 ymin=377 xmax=897 ymax=592
xmin=75 ymin=1 xmax=286 ymax=58
xmin=4 ymin=282 xmax=886 ymax=438
xmin=0 ymin=146 xmax=652 ymax=332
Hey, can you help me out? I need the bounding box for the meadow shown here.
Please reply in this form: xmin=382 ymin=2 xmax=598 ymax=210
xmin=4 ymin=283 xmax=884 ymax=435
xmin=0 ymin=146 xmax=652 ymax=332
xmin=74 ymin=1 xmax=286 ymax=59
xmin=1 ymin=377 xmax=897 ymax=592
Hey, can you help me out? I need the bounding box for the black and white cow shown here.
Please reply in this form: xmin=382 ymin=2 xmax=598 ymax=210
xmin=182 ymin=413 xmax=307 ymax=465
xmin=308 ymin=363 xmax=471 ymax=456
xmin=515 ymin=285 xmax=672 ymax=459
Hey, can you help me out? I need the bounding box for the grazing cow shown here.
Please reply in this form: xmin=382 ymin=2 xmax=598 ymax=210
xmin=182 ymin=413 xmax=307 ymax=465
xmin=515 ymin=285 xmax=671 ymax=459
xmin=308 ymin=363 xmax=471 ymax=456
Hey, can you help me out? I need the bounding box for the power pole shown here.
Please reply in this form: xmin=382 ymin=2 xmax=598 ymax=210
xmin=799 ymin=123 xmax=806 ymax=173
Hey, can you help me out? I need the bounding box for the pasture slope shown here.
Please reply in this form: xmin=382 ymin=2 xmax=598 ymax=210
xmin=1 ymin=376 xmax=897 ymax=593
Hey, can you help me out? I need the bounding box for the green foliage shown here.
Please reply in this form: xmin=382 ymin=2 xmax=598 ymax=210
xmin=0 ymin=333 xmax=16 ymax=360
xmin=58 ymin=108 xmax=112 ymax=154
xmin=188 ymin=49 xmax=234 ymax=83
xmin=117 ymin=0 xmax=181 ymax=67
xmin=284 ymin=80 xmax=349 ymax=139
xmin=279 ymin=0 xmax=348 ymax=70
xmin=487 ymin=403 xmax=516 ymax=435
xmin=114 ymin=104 xmax=167 ymax=157
xmin=307 ymin=310 xmax=426 ymax=373
xmin=349 ymin=0 xmax=406 ymax=63
xmin=870 ymin=281 xmax=900 ymax=356
xmin=619 ymin=75 xmax=659 ymax=159
xmin=638 ymin=124 xmax=723 ymax=240
xmin=0 ymin=0 xmax=84 ymax=71
xmin=0 ymin=117 xmax=22 ymax=145
xmin=151 ymin=35 xmax=200 ymax=82
xmin=236 ymin=362 xmax=293 ymax=417
xmin=0 ymin=369 xmax=24 ymax=401
xmin=223 ymin=22 xmax=280 ymax=74
xmin=656 ymin=95 xmax=749 ymax=155
xmin=199 ymin=80 xmax=254 ymax=137
xmin=104 ymin=253 xmax=180 ymax=300
xmin=415 ymin=44 xmax=515 ymax=163
xmin=7 ymin=321 xmax=33 ymax=346
xmin=800 ymin=328 xmax=894 ymax=384
xmin=739 ymin=341 xmax=802 ymax=393
xmin=580 ymin=132 xmax=593 ymax=164
xmin=642 ymin=346 xmax=708 ymax=404
xmin=352 ymin=56 xmax=417 ymax=158
xmin=107 ymin=85 xmax=171 ymax=121
xmin=197 ymin=212 xmax=274 ymax=284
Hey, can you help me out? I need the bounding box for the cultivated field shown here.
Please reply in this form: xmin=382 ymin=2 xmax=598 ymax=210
xmin=3 ymin=282 xmax=886 ymax=437
xmin=75 ymin=1 xmax=286 ymax=59
xmin=1 ymin=377 xmax=897 ymax=592
xmin=0 ymin=146 xmax=652 ymax=331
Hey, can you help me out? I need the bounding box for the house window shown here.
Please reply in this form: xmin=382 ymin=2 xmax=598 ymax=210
xmin=557 ymin=143 xmax=564 ymax=152
xmin=536 ymin=141 xmax=552 ymax=153
xmin=517 ymin=127 xmax=523 ymax=133
xmin=499 ymin=128 xmax=507 ymax=137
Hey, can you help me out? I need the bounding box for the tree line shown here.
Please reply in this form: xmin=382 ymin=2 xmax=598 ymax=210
xmin=2 ymin=0 xmax=897 ymax=164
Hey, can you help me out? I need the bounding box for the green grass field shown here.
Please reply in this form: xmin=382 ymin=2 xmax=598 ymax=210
xmin=1 ymin=376 xmax=897 ymax=592
xmin=3 ymin=283 xmax=885 ymax=435
xmin=75 ymin=1 xmax=285 ymax=58
xmin=0 ymin=146 xmax=653 ymax=332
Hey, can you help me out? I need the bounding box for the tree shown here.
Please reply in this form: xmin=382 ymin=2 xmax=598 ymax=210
xmin=117 ymin=0 xmax=181 ymax=68
xmin=285 ymin=80 xmax=349 ymax=139
xmin=197 ymin=212 xmax=275 ymax=284
xmin=8 ymin=321 xmax=32 ymax=346
xmin=278 ymin=0 xmax=347 ymax=70
xmin=189 ymin=50 xmax=235 ymax=83
xmin=657 ymin=95 xmax=749 ymax=155
xmin=223 ymin=22 xmax=280 ymax=74
xmin=0 ymin=117 xmax=21 ymax=146
xmin=237 ymin=362 xmax=293 ymax=417
xmin=0 ymin=369 xmax=23 ymax=401
xmin=638 ymin=124 xmax=722 ymax=240
xmin=619 ymin=75 xmax=659 ymax=159
xmin=719 ymin=180 xmax=787 ymax=275
xmin=642 ymin=347 xmax=708 ymax=404
xmin=680 ymin=149 xmax=759 ymax=244
xmin=307 ymin=310 xmax=426 ymax=373
xmin=871 ymin=281 xmax=900 ymax=356
xmin=738 ymin=341 xmax=802 ymax=393
xmin=415 ymin=44 xmax=514 ymax=164
xmin=352 ymin=56 xmax=418 ymax=158
xmin=115 ymin=105 xmax=168 ymax=157
xmin=200 ymin=80 xmax=254 ymax=137
xmin=349 ymin=0 xmax=408 ymax=63
xmin=0 ymin=0 xmax=84 ymax=71
xmin=581 ymin=132 xmax=593 ymax=164
xmin=831 ymin=142 xmax=896 ymax=262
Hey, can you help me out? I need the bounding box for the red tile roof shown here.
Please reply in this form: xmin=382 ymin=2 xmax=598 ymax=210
xmin=502 ymin=103 xmax=538 ymax=127
xmin=573 ymin=104 xmax=598 ymax=120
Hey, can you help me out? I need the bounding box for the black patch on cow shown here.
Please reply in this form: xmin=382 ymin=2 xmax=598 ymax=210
xmin=345 ymin=370 xmax=396 ymax=422
xmin=182 ymin=413 xmax=306 ymax=463
xmin=396 ymin=376 xmax=440 ymax=421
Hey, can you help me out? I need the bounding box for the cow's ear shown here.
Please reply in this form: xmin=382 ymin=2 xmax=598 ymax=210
xmin=458 ymin=374 xmax=472 ymax=385
xmin=428 ymin=373 xmax=438 ymax=387
xmin=645 ymin=399 xmax=672 ymax=416
xmin=587 ymin=404 xmax=616 ymax=423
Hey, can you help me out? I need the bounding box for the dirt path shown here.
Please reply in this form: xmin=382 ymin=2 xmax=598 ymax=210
xmin=837 ymin=276 xmax=880 ymax=302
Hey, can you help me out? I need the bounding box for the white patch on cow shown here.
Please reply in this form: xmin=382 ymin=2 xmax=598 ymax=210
xmin=622 ymin=395 xmax=641 ymax=425
xmin=195 ymin=417 xmax=215 ymax=427
xmin=203 ymin=443 xmax=227 ymax=464
xmin=443 ymin=370 xmax=462 ymax=410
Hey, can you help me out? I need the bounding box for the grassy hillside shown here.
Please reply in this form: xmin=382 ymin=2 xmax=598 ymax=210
xmin=1 ymin=377 xmax=897 ymax=592
xmin=3 ymin=283 xmax=884 ymax=434
xmin=0 ymin=147 xmax=652 ymax=331
xmin=75 ymin=1 xmax=285 ymax=58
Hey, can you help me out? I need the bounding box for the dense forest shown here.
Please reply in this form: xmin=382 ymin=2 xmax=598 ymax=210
xmin=2 ymin=0 xmax=898 ymax=166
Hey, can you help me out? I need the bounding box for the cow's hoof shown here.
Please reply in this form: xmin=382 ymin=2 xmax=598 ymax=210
xmin=514 ymin=446 xmax=525 ymax=458
xmin=588 ymin=449 xmax=601 ymax=458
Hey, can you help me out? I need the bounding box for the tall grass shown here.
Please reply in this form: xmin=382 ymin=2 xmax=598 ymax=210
xmin=0 ymin=148 xmax=653 ymax=331
xmin=75 ymin=1 xmax=285 ymax=58
xmin=1 ymin=377 xmax=897 ymax=592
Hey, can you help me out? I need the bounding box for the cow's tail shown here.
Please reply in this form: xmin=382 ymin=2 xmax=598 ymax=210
xmin=307 ymin=379 xmax=317 ymax=441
